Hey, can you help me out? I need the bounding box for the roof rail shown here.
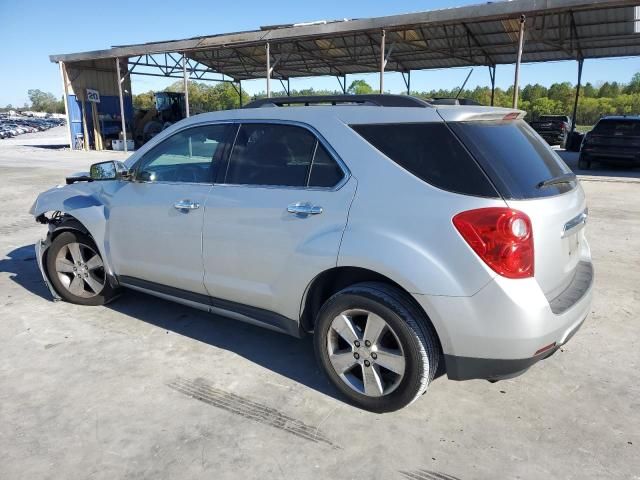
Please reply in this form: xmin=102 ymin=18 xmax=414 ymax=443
xmin=244 ymin=94 xmax=432 ymax=109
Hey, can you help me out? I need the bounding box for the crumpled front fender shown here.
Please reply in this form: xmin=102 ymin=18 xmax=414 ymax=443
xmin=29 ymin=182 xmax=119 ymax=300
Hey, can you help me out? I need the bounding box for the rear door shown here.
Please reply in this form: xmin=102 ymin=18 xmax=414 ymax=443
xmin=450 ymin=119 xmax=587 ymax=299
xmin=202 ymin=122 xmax=355 ymax=320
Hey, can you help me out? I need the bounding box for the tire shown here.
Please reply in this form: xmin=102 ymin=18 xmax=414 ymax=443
xmin=314 ymin=282 xmax=440 ymax=413
xmin=45 ymin=231 xmax=118 ymax=306
xmin=578 ymin=154 xmax=591 ymax=170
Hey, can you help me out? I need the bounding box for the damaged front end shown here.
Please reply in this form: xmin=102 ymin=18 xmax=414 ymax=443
xmin=29 ymin=182 xmax=116 ymax=301
xmin=31 ymin=211 xmax=67 ymax=301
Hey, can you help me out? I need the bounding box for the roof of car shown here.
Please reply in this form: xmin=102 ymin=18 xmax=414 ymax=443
xmin=183 ymin=103 xmax=524 ymax=125
xmin=599 ymin=115 xmax=640 ymax=121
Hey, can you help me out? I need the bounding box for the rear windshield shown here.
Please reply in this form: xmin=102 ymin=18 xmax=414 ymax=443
xmin=449 ymin=120 xmax=575 ymax=199
xmin=350 ymin=123 xmax=498 ymax=198
xmin=592 ymin=119 xmax=640 ymax=136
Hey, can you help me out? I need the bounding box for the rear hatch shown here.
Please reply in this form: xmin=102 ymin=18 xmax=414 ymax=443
xmin=531 ymin=116 xmax=567 ymax=135
xmin=443 ymin=111 xmax=586 ymax=299
xmin=587 ymin=118 xmax=640 ymax=152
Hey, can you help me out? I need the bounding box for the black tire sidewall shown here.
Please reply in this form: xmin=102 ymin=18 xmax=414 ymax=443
xmin=45 ymin=231 xmax=114 ymax=306
xmin=578 ymin=154 xmax=591 ymax=169
xmin=314 ymin=288 xmax=431 ymax=413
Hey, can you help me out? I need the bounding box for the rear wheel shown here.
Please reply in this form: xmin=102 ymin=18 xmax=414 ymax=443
xmin=45 ymin=231 xmax=117 ymax=306
xmin=578 ymin=154 xmax=591 ymax=170
xmin=314 ymin=282 xmax=440 ymax=413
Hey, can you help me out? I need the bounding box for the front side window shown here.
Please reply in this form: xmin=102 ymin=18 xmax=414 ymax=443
xmin=225 ymin=123 xmax=344 ymax=188
xmin=135 ymin=124 xmax=230 ymax=183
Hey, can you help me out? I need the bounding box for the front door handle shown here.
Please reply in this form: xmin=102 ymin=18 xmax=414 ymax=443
xmin=174 ymin=199 xmax=200 ymax=210
xmin=287 ymin=202 xmax=323 ymax=215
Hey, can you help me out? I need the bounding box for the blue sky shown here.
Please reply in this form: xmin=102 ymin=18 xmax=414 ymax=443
xmin=1 ymin=0 xmax=639 ymax=106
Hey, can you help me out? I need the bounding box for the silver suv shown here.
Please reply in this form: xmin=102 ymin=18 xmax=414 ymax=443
xmin=30 ymin=95 xmax=593 ymax=412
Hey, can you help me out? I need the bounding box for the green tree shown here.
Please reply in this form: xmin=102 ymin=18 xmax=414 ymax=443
xmin=133 ymin=91 xmax=155 ymax=110
xmin=625 ymin=73 xmax=640 ymax=94
xmin=27 ymin=89 xmax=60 ymax=112
xmin=598 ymin=81 xmax=622 ymax=98
xmin=521 ymin=83 xmax=548 ymax=103
xmin=582 ymin=82 xmax=597 ymax=97
xmin=347 ymin=80 xmax=374 ymax=95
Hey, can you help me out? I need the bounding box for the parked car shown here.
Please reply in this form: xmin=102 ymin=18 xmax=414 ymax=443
xmin=30 ymin=95 xmax=593 ymax=412
xmin=529 ymin=115 xmax=571 ymax=148
xmin=579 ymin=116 xmax=640 ymax=169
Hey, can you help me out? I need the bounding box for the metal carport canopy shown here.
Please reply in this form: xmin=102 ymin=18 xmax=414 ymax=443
xmin=50 ymin=0 xmax=640 ymax=80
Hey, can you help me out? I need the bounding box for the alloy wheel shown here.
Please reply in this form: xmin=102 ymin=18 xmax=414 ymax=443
xmin=54 ymin=242 xmax=105 ymax=298
xmin=326 ymin=309 xmax=406 ymax=397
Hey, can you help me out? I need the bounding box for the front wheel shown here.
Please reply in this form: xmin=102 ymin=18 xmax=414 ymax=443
xmin=314 ymin=282 xmax=440 ymax=413
xmin=45 ymin=231 xmax=118 ymax=306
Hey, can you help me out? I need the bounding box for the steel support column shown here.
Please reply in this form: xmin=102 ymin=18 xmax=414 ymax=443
xmin=489 ymin=65 xmax=496 ymax=106
xmin=402 ymin=71 xmax=411 ymax=95
xmin=238 ymin=80 xmax=243 ymax=107
xmin=512 ymin=15 xmax=526 ymax=108
xmin=115 ymin=58 xmax=128 ymax=153
xmin=266 ymin=42 xmax=271 ymax=98
xmin=379 ymin=30 xmax=386 ymax=94
xmin=337 ymin=75 xmax=347 ymax=94
xmin=58 ymin=61 xmax=72 ymax=149
xmin=571 ymin=58 xmax=584 ymax=135
xmin=183 ymin=54 xmax=190 ymax=117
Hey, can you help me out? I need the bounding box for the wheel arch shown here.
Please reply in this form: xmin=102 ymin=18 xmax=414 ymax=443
xmin=39 ymin=212 xmax=117 ymax=291
xmin=300 ymin=266 xmax=444 ymax=353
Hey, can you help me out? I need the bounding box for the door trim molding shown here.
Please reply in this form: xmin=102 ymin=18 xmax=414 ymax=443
xmin=118 ymin=275 xmax=302 ymax=338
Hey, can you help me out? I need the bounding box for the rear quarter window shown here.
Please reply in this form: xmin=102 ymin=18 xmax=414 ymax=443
xmin=350 ymin=123 xmax=498 ymax=198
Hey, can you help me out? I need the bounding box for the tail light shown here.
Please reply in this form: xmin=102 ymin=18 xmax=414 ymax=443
xmin=452 ymin=208 xmax=534 ymax=279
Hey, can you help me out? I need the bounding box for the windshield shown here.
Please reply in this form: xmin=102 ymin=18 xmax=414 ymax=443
xmin=450 ymin=120 xmax=575 ymax=199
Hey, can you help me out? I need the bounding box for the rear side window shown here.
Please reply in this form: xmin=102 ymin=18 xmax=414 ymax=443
xmin=225 ymin=123 xmax=344 ymax=188
xmin=351 ymin=123 xmax=498 ymax=197
xmin=308 ymin=143 xmax=344 ymax=187
xmin=450 ymin=120 xmax=574 ymax=199
xmin=592 ymin=119 xmax=640 ymax=136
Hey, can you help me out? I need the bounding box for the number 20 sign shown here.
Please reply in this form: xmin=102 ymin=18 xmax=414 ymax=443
xmin=86 ymin=89 xmax=101 ymax=103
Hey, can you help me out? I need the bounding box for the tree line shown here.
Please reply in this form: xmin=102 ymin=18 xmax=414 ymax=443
xmin=1 ymin=89 xmax=66 ymax=114
xmin=133 ymin=72 xmax=640 ymax=125
xmin=9 ymin=72 xmax=640 ymax=126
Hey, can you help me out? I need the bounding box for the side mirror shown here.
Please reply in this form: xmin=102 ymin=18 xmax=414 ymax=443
xmin=89 ymin=161 xmax=130 ymax=181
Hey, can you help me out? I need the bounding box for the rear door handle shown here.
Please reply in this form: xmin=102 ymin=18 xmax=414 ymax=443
xmin=174 ymin=199 xmax=200 ymax=210
xmin=287 ymin=202 xmax=323 ymax=215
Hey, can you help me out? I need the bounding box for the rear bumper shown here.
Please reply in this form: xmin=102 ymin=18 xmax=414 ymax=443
xmin=540 ymin=133 xmax=565 ymax=143
xmin=582 ymin=148 xmax=640 ymax=163
xmin=444 ymin=315 xmax=585 ymax=380
xmin=413 ymin=258 xmax=594 ymax=381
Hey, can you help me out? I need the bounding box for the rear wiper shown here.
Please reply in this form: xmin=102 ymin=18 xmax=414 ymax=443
xmin=536 ymin=173 xmax=576 ymax=189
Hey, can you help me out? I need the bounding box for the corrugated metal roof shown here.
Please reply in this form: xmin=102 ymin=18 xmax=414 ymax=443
xmin=51 ymin=0 xmax=640 ymax=81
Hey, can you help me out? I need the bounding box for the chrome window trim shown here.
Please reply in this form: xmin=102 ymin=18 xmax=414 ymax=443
xmin=219 ymin=119 xmax=351 ymax=192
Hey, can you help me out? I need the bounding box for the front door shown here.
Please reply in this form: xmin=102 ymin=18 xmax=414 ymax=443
xmin=108 ymin=123 xmax=232 ymax=295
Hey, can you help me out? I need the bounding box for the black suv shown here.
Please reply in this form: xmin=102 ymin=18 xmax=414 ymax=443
xmin=579 ymin=116 xmax=640 ymax=169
